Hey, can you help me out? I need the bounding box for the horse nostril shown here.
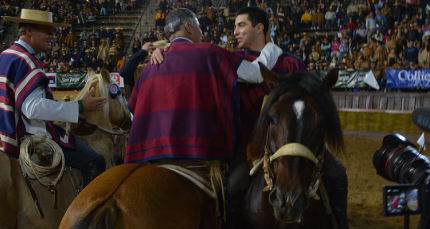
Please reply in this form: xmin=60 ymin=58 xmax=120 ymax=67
xmin=269 ymin=188 xmax=286 ymax=208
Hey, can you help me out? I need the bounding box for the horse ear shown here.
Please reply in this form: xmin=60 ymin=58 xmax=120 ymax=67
xmin=87 ymin=68 xmax=95 ymax=78
xmin=101 ymin=67 xmax=111 ymax=84
xmin=258 ymin=62 xmax=279 ymax=89
xmin=322 ymin=68 xmax=339 ymax=89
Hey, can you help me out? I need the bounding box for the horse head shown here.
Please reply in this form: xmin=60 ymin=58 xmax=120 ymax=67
xmin=251 ymin=63 xmax=344 ymax=224
xmin=72 ymin=67 xmax=131 ymax=134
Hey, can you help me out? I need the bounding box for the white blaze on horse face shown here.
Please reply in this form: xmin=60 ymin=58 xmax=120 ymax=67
xmin=293 ymin=100 xmax=305 ymax=120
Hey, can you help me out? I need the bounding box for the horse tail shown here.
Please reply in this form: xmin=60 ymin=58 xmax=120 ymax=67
xmin=72 ymin=197 xmax=119 ymax=229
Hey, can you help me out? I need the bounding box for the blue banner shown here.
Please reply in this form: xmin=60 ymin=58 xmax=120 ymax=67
xmin=386 ymin=69 xmax=430 ymax=88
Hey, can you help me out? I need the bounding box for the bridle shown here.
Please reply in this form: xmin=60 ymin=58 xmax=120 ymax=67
xmin=260 ymin=123 xmax=325 ymax=201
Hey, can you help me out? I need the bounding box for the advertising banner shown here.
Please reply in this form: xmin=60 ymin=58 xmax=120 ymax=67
xmin=320 ymin=70 xmax=372 ymax=89
xmin=110 ymin=72 xmax=124 ymax=87
xmin=56 ymin=73 xmax=87 ymax=89
xmin=46 ymin=73 xmax=56 ymax=88
xmin=386 ymin=69 xmax=430 ymax=88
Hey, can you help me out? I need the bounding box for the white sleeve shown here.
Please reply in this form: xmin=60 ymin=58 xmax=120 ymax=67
xmin=236 ymin=43 xmax=283 ymax=84
xmin=21 ymin=86 xmax=79 ymax=123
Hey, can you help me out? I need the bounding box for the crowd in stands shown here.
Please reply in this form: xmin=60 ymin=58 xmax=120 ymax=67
xmin=0 ymin=0 xmax=148 ymax=73
xmin=0 ymin=0 xmax=21 ymax=41
xmin=2 ymin=0 xmax=430 ymax=90
xmin=234 ymin=0 xmax=430 ymax=88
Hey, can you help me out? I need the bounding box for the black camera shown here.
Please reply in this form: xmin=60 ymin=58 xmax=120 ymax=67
xmin=373 ymin=133 xmax=430 ymax=214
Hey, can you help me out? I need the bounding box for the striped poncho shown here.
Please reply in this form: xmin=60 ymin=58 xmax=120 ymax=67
xmin=0 ymin=43 xmax=75 ymax=158
xmin=125 ymin=38 xmax=243 ymax=163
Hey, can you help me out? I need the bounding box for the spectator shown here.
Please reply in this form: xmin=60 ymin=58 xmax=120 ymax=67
xmin=404 ymin=40 xmax=419 ymax=64
xmin=374 ymin=10 xmax=387 ymax=26
xmin=117 ymin=56 xmax=127 ymax=71
xmin=86 ymin=11 xmax=97 ymax=27
xmin=58 ymin=60 xmax=70 ymax=73
xmin=325 ymin=7 xmax=336 ymax=28
xmin=97 ymin=39 xmax=109 ymax=60
xmin=321 ymin=37 xmax=331 ymax=59
xmin=64 ymin=30 xmax=78 ymax=48
xmin=155 ymin=9 xmax=165 ymax=27
xmin=347 ymin=1 xmax=357 ymax=16
xmin=269 ymin=20 xmax=277 ymax=41
xmin=312 ymin=8 xmax=325 ymax=29
xmin=71 ymin=49 xmax=82 ymax=68
xmin=419 ymin=40 xmax=430 ymax=64
xmin=366 ymin=11 xmax=376 ymax=43
xmin=76 ymin=11 xmax=87 ymax=28
xmin=301 ymin=9 xmax=312 ymax=28
xmin=331 ymin=37 xmax=341 ymax=60
xmin=132 ymin=37 xmax=142 ymax=54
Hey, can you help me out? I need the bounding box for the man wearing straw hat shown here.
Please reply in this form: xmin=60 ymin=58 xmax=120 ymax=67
xmin=0 ymin=9 xmax=108 ymax=187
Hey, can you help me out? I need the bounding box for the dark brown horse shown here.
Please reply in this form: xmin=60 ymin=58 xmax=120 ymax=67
xmin=239 ymin=67 xmax=345 ymax=229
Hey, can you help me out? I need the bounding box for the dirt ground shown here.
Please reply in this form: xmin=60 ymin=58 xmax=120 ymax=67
xmin=343 ymin=133 xmax=430 ymax=229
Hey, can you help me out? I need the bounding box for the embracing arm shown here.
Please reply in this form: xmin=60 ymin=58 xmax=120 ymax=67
xmin=236 ymin=42 xmax=283 ymax=84
xmin=119 ymin=49 xmax=147 ymax=83
xmin=119 ymin=42 xmax=154 ymax=84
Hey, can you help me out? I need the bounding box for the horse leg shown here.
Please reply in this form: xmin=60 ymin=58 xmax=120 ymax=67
xmin=0 ymin=153 xmax=18 ymax=229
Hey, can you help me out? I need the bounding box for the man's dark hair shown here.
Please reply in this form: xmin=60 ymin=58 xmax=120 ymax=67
xmin=236 ymin=7 xmax=269 ymax=35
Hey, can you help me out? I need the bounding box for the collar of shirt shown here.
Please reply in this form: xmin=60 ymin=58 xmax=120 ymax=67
xmin=171 ymin=37 xmax=194 ymax=44
xmin=16 ymin=39 xmax=36 ymax=55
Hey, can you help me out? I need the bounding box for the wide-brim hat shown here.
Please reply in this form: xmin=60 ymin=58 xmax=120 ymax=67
xmin=62 ymin=95 xmax=72 ymax=100
xmin=152 ymin=40 xmax=167 ymax=47
xmin=2 ymin=9 xmax=70 ymax=27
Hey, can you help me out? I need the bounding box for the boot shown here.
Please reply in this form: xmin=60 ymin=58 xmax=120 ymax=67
xmin=323 ymin=154 xmax=349 ymax=229
xmin=82 ymin=160 xmax=106 ymax=188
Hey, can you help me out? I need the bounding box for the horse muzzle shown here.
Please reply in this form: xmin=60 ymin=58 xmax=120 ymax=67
xmin=268 ymin=186 xmax=309 ymax=223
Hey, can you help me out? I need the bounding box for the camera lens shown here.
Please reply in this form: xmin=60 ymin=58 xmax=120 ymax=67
xmin=373 ymin=134 xmax=430 ymax=184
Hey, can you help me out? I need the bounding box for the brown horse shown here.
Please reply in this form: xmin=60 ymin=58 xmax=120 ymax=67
xmin=59 ymin=164 xmax=219 ymax=229
xmin=0 ymin=149 xmax=81 ymax=229
xmin=238 ymin=67 xmax=345 ymax=229
xmin=0 ymin=68 xmax=130 ymax=229
xmin=66 ymin=68 xmax=131 ymax=169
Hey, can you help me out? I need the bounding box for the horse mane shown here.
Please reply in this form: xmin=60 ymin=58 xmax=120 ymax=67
xmin=74 ymin=71 xmax=114 ymax=118
xmin=250 ymin=72 xmax=345 ymax=160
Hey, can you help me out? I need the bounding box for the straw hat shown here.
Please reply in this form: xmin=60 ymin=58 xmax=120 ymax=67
xmin=152 ymin=40 xmax=167 ymax=47
xmin=115 ymin=27 xmax=123 ymax=30
xmin=61 ymin=95 xmax=72 ymax=100
xmin=84 ymin=49 xmax=93 ymax=53
xmin=106 ymin=27 xmax=112 ymax=30
xmin=2 ymin=9 xmax=70 ymax=27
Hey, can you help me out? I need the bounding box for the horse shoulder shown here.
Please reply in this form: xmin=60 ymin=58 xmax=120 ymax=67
xmin=0 ymin=153 xmax=19 ymax=229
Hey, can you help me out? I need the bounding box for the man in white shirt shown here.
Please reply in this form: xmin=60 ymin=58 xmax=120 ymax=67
xmin=0 ymin=9 xmax=108 ymax=187
xmin=325 ymin=7 xmax=337 ymax=28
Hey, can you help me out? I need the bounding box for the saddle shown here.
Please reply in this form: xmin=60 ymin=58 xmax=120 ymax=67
xmin=149 ymin=158 xmax=228 ymax=222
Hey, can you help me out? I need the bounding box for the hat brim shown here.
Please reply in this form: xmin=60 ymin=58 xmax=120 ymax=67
xmin=2 ymin=16 xmax=71 ymax=27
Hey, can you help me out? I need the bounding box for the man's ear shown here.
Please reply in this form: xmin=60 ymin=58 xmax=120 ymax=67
xmin=184 ymin=22 xmax=192 ymax=34
xmin=255 ymin=23 xmax=264 ymax=35
xmin=26 ymin=26 xmax=34 ymax=37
